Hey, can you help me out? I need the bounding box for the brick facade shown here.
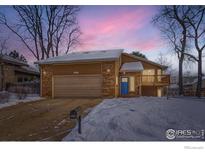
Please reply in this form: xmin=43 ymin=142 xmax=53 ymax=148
xmin=102 ymin=62 xmax=116 ymax=97
xmin=41 ymin=65 xmax=53 ymax=97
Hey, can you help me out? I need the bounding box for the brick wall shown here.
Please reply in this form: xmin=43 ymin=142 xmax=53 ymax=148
xmin=41 ymin=65 xmax=53 ymax=97
xmin=101 ymin=62 xmax=116 ymax=97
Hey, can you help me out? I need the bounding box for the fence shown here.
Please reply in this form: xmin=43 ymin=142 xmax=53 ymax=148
xmin=168 ymin=87 xmax=205 ymax=97
xmin=183 ymin=88 xmax=205 ymax=97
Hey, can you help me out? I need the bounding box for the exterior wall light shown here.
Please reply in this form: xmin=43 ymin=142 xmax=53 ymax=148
xmin=43 ymin=71 xmax=46 ymax=75
xmin=73 ymin=71 xmax=79 ymax=74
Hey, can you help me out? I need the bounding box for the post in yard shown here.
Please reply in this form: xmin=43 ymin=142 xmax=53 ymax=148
xmin=78 ymin=116 xmax=81 ymax=134
xmin=69 ymin=106 xmax=82 ymax=134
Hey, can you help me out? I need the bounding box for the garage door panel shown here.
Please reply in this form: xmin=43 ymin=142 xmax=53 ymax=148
xmin=54 ymin=78 xmax=101 ymax=84
xmin=54 ymin=85 xmax=101 ymax=88
xmin=54 ymin=90 xmax=102 ymax=97
xmin=53 ymin=75 xmax=102 ymax=98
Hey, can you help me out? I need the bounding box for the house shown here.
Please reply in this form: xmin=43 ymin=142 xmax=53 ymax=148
xmin=0 ymin=54 xmax=40 ymax=91
xmin=183 ymin=76 xmax=205 ymax=96
xmin=36 ymin=49 xmax=170 ymax=98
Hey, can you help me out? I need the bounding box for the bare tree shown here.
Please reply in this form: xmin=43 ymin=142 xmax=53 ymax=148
xmin=185 ymin=6 xmax=205 ymax=97
xmin=153 ymin=6 xmax=191 ymax=95
xmin=0 ymin=6 xmax=81 ymax=60
xmin=0 ymin=38 xmax=8 ymax=54
xmin=156 ymin=52 xmax=178 ymax=76
xmin=0 ymin=38 xmax=8 ymax=91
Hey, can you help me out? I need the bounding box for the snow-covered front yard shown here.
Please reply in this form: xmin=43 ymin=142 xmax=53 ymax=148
xmin=63 ymin=97 xmax=205 ymax=141
xmin=0 ymin=93 xmax=44 ymax=109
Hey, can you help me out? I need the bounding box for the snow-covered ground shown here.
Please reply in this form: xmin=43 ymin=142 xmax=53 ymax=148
xmin=0 ymin=93 xmax=44 ymax=109
xmin=63 ymin=97 xmax=205 ymax=141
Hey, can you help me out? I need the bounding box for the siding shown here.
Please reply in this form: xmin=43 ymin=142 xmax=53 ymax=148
xmin=52 ymin=62 xmax=102 ymax=75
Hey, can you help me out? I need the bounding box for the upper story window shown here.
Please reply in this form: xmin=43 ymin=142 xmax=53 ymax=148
xmin=142 ymin=69 xmax=155 ymax=83
xmin=142 ymin=69 xmax=155 ymax=75
xmin=157 ymin=69 xmax=162 ymax=75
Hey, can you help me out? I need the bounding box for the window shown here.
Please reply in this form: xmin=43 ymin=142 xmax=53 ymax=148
xmin=122 ymin=77 xmax=128 ymax=82
xmin=24 ymin=77 xmax=28 ymax=82
xmin=129 ymin=76 xmax=135 ymax=92
xmin=142 ymin=69 xmax=155 ymax=82
xmin=17 ymin=77 xmax=23 ymax=82
xmin=157 ymin=69 xmax=162 ymax=75
xmin=142 ymin=69 xmax=155 ymax=75
xmin=157 ymin=69 xmax=162 ymax=82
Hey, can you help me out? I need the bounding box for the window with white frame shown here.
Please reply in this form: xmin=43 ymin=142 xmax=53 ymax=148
xmin=129 ymin=76 xmax=135 ymax=92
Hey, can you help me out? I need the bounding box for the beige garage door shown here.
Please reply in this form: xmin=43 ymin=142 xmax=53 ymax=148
xmin=53 ymin=75 xmax=103 ymax=98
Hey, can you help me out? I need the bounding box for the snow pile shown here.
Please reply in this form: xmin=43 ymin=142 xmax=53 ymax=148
xmin=120 ymin=62 xmax=144 ymax=72
xmin=36 ymin=49 xmax=123 ymax=64
xmin=63 ymin=97 xmax=205 ymax=141
xmin=0 ymin=93 xmax=44 ymax=109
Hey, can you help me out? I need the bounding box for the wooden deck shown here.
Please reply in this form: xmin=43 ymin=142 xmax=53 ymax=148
xmin=137 ymin=75 xmax=170 ymax=86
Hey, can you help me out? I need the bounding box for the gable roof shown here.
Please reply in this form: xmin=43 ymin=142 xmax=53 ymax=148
xmin=122 ymin=53 xmax=168 ymax=70
xmin=35 ymin=49 xmax=168 ymax=70
xmin=35 ymin=49 xmax=123 ymax=64
xmin=0 ymin=54 xmax=28 ymax=66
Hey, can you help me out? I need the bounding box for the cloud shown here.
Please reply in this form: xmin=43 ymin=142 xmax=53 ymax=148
xmin=77 ymin=6 xmax=161 ymax=52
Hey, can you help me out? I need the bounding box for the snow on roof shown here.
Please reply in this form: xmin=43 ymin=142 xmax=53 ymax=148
xmin=169 ymin=84 xmax=179 ymax=88
xmin=120 ymin=62 xmax=144 ymax=72
xmin=1 ymin=55 xmax=28 ymax=66
xmin=35 ymin=49 xmax=124 ymax=64
xmin=184 ymin=76 xmax=205 ymax=85
xmin=15 ymin=65 xmax=40 ymax=75
xmin=193 ymin=76 xmax=205 ymax=84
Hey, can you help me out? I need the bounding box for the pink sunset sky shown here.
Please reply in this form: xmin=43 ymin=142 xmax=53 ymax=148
xmin=0 ymin=5 xmax=173 ymax=65
xmin=78 ymin=6 xmax=162 ymax=52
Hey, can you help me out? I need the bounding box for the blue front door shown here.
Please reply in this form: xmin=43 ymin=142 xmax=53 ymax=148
xmin=121 ymin=77 xmax=128 ymax=95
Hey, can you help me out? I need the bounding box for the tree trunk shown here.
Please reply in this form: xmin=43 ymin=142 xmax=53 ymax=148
xmin=196 ymin=51 xmax=202 ymax=98
xmin=0 ymin=62 xmax=4 ymax=91
xmin=178 ymin=58 xmax=184 ymax=95
xmin=41 ymin=50 xmax=45 ymax=60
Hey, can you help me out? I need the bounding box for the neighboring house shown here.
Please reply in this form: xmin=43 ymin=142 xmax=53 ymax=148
xmin=36 ymin=49 xmax=170 ymax=98
xmin=0 ymin=54 xmax=40 ymax=90
xmin=183 ymin=76 xmax=205 ymax=96
xmin=170 ymin=75 xmax=197 ymax=85
xmin=169 ymin=75 xmax=205 ymax=96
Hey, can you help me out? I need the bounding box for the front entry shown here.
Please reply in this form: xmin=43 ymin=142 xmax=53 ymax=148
xmin=121 ymin=77 xmax=129 ymax=95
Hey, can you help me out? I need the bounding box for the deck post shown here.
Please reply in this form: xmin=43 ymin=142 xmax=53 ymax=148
xmin=166 ymin=86 xmax=169 ymax=100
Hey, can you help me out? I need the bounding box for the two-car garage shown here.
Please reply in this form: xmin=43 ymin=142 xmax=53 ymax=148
xmin=53 ymin=75 xmax=103 ymax=98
